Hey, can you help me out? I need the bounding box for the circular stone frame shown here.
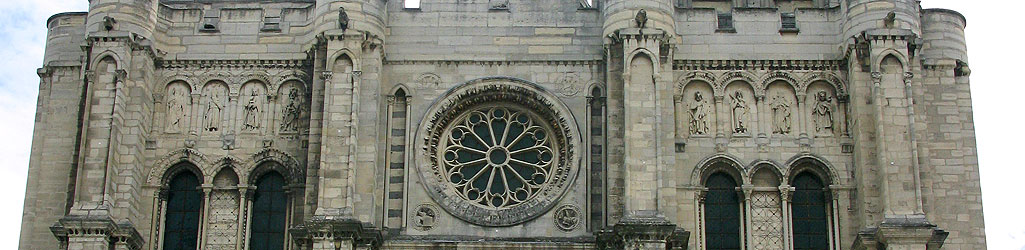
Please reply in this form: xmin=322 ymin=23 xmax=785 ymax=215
xmin=415 ymin=77 xmax=582 ymax=227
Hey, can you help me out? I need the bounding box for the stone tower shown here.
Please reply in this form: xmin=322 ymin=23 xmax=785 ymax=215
xmin=22 ymin=0 xmax=982 ymax=249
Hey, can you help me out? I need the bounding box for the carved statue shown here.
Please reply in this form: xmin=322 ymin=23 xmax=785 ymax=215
xmin=635 ymin=9 xmax=648 ymax=28
xmin=688 ymin=92 xmax=711 ymax=135
xmin=884 ymin=11 xmax=896 ymax=28
xmin=165 ymin=87 xmax=187 ymax=133
xmin=242 ymin=90 xmax=261 ymax=132
xmin=770 ymin=95 xmax=791 ymax=135
xmin=280 ymin=88 xmax=303 ymax=132
xmin=338 ymin=7 xmax=349 ymax=32
xmin=813 ymin=91 xmax=834 ymax=134
xmin=956 ymin=60 xmax=972 ymax=77
xmin=204 ymin=90 xmax=223 ymax=132
xmin=102 ymin=16 xmax=116 ymax=31
xmin=730 ymin=91 xmax=749 ymax=134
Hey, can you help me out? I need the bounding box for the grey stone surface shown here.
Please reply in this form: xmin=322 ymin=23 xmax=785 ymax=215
xmin=20 ymin=0 xmax=983 ymax=249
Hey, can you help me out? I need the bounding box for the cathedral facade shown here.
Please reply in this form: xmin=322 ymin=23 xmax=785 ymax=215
xmin=20 ymin=0 xmax=984 ymax=249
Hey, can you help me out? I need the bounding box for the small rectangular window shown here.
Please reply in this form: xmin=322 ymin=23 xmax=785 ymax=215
xmin=717 ymin=13 xmax=735 ymax=33
xmin=781 ymin=13 xmax=799 ymax=33
xmin=404 ymin=0 xmax=421 ymax=9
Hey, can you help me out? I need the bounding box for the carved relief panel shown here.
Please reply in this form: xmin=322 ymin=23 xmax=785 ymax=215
xmin=725 ymin=81 xmax=756 ymax=136
xmin=165 ymin=81 xmax=192 ymax=134
xmin=238 ymin=81 xmax=267 ymax=134
xmin=278 ymin=80 xmax=306 ymax=134
xmin=806 ymin=81 xmax=838 ymax=137
xmin=202 ymin=81 xmax=229 ymax=134
xmin=677 ymin=81 xmax=715 ymax=138
xmin=766 ymin=81 xmax=796 ymax=136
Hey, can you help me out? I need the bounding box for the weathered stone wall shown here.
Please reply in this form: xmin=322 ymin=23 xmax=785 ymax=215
xmin=19 ymin=13 xmax=89 ymax=250
xmin=20 ymin=0 xmax=985 ymax=249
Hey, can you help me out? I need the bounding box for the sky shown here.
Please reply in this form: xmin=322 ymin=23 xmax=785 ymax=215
xmin=0 ymin=0 xmax=1020 ymax=249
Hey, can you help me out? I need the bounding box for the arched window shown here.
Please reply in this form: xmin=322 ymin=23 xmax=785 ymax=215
xmin=250 ymin=172 xmax=288 ymax=250
xmin=163 ymin=170 xmax=202 ymax=250
xmin=704 ymin=172 xmax=742 ymax=250
xmin=791 ymin=172 xmax=829 ymax=250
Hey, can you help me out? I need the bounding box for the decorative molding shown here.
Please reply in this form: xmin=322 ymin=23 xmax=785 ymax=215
xmin=384 ymin=59 xmax=604 ymax=67
xmin=673 ymin=59 xmax=845 ymax=71
xmin=157 ymin=59 xmax=310 ymax=70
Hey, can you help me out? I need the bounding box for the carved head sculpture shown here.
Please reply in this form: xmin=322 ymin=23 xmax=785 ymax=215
xmin=817 ymin=91 xmax=829 ymax=102
xmin=733 ymin=91 xmax=744 ymax=100
xmin=635 ymin=9 xmax=648 ymax=28
xmin=694 ymin=92 xmax=704 ymax=102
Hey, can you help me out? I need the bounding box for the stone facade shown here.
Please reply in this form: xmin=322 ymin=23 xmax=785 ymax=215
xmin=20 ymin=0 xmax=983 ymax=249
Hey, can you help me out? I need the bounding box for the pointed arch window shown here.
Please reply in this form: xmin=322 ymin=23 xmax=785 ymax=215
xmin=704 ymin=172 xmax=742 ymax=250
xmin=163 ymin=170 xmax=202 ymax=250
xmin=791 ymin=172 xmax=829 ymax=250
xmin=249 ymin=172 xmax=288 ymax=250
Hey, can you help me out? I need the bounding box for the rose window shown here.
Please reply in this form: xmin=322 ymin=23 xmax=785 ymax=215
xmin=416 ymin=78 xmax=580 ymax=226
xmin=441 ymin=106 xmax=556 ymax=209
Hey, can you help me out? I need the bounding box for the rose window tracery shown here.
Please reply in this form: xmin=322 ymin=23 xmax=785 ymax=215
xmin=417 ymin=77 xmax=581 ymax=227
xmin=442 ymin=106 xmax=557 ymax=209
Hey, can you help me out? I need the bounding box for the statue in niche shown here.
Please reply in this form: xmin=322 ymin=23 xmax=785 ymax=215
xmin=813 ymin=91 xmax=834 ymax=134
xmin=688 ymin=92 xmax=711 ymax=135
xmin=770 ymin=95 xmax=792 ymax=135
xmin=203 ymin=89 xmax=224 ymax=132
xmin=730 ymin=91 xmax=749 ymax=134
xmin=242 ymin=89 xmax=261 ymax=132
xmin=280 ymin=87 xmax=303 ymax=132
xmin=165 ymin=87 xmax=187 ymax=133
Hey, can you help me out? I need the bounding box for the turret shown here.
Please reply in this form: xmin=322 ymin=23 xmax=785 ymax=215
xmin=920 ymin=9 xmax=968 ymax=64
xmin=314 ymin=0 xmax=387 ymax=37
xmin=842 ymin=0 xmax=922 ymax=40
xmin=85 ymin=0 xmax=158 ymax=39
xmin=602 ymin=0 xmax=675 ymax=38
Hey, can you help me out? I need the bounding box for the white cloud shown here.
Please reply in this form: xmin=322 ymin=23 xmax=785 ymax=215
xmin=0 ymin=0 xmax=1017 ymax=249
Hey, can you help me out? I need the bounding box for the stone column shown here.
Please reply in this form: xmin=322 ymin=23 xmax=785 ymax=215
xmin=779 ymin=185 xmax=794 ymax=250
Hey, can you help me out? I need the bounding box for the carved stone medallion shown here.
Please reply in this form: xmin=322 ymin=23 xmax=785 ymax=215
xmin=415 ymin=77 xmax=581 ymax=227
xmin=413 ymin=204 xmax=439 ymax=231
xmin=555 ymin=73 xmax=583 ymax=97
xmin=554 ymin=205 xmax=580 ymax=231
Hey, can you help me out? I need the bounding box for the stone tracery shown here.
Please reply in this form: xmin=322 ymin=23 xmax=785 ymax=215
xmin=416 ymin=77 xmax=580 ymax=227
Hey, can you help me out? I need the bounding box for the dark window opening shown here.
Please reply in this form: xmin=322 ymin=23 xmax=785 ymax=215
xmin=163 ymin=169 xmax=202 ymax=250
xmin=792 ymin=172 xmax=830 ymax=250
xmin=704 ymin=172 xmax=741 ymax=250
xmin=250 ymin=172 xmax=288 ymax=250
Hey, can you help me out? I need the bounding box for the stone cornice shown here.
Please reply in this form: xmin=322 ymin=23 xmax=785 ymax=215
xmin=673 ymin=59 xmax=845 ymax=71
xmin=384 ymin=59 xmax=604 ymax=67
xmin=85 ymin=32 xmax=159 ymax=60
xmin=157 ymin=59 xmax=310 ymax=70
